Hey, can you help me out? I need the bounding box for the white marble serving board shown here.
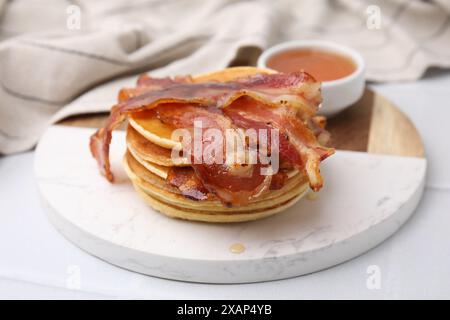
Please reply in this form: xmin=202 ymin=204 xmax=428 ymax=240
xmin=34 ymin=125 xmax=426 ymax=283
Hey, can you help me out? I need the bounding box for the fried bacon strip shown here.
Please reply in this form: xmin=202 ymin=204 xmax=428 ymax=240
xmin=166 ymin=167 xmax=209 ymax=201
xmin=118 ymin=74 xmax=193 ymax=102
xmin=90 ymin=71 xmax=334 ymax=204
xmin=153 ymin=103 xmax=272 ymax=204
xmin=223 ymin=96 xmax=333 ymax=190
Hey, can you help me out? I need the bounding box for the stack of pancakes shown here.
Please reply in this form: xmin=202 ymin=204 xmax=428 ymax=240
xmin=123 ymin=67 xmax=310 ymax=223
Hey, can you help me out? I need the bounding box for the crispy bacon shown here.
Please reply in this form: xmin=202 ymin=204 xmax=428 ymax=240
xmin=118 ymin=71 xmax=320 ymax=117
xmin=269 ymin=171 xmax=289 ymax=190
xmin=155 ymin=104 xmax=273 ymax=205
xmin=223 ymin=96 xmax=334 ymax=191
xmin=192 ymin=163 xmax=271 ymax=206
xmin=307 ymin=116 xmax=331 ymax=146
xmin=155 ymin=104 xmax=231 ymax=131
xmin=90 ymin=71 xmax=333 ymax=204
xmin=167 ymin=167 xmax=209 ymax=201
xmin=90 ymin=76 xmax=190 ymax=181
xmin=119 ymin=75 xmax=193 ymax=102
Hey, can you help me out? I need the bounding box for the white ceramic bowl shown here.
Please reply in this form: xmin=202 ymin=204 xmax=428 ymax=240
xmin=257 ymin=40 xmax=365 ymax=117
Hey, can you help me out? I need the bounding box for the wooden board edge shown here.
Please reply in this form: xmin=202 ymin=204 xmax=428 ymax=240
xmin=367 ymin=93 xmax=425 ymax=158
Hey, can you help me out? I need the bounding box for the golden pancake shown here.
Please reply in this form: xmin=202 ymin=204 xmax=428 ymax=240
xmin=128 ymin=146 xmax=170 ymax=179
xmin=124 ymin=151 xmax=308 ymax=212
xmin=125 ymin=151 xmax=181 ymax=194
xmin=134 ymin=178 xmax=308 ymax=214
xmin=127 ymin=123 xmax=300 ymax=181
xmin=126 ymin=125 xmax=176 ymax=166
xmin=132 ymin=184 xmax=306 ymax=223
xmin=126 ymin=125 xmax=189 ymax=168
xmin=129 ymin=113 xmax=180 ymax=149
xmin=122 ymin=66 xmax=312 ymax=222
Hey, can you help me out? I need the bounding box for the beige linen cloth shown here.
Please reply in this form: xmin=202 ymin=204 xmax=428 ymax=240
xmin=1 ymin=0 xmax=450 ymax=154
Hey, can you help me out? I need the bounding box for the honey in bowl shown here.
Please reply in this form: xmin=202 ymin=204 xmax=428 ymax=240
xmin=266 ymin=48 xmax=356 ymax=82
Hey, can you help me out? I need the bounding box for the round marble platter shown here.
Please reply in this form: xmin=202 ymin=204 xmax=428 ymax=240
xmin=35 ymin=89 xmax=426 ymax=283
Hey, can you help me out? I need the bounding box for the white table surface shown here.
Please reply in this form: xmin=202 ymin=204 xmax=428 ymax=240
xmin=1 ymin=69 xmax=450 ymax=300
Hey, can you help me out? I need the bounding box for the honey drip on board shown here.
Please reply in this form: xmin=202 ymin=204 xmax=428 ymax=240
xmin=229 ymin=243 xmax=246 ymax=254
